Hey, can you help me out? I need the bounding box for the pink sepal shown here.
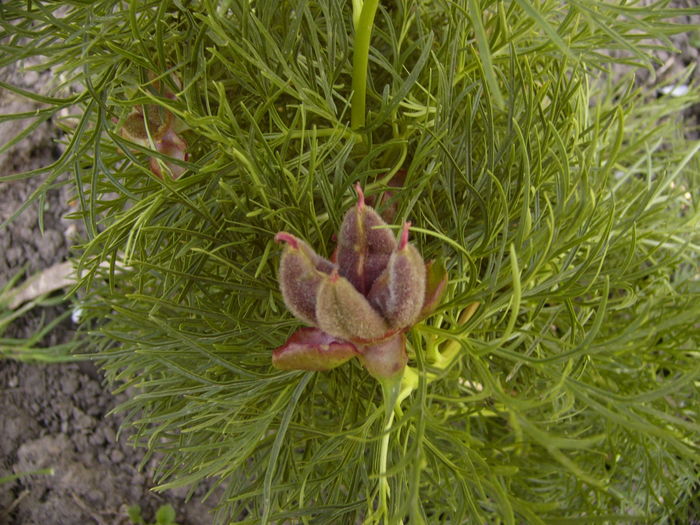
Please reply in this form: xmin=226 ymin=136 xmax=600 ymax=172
xmin=272 ymin=327 xmax=359 ymax=372
xmin=357 ymin=333 xmax=407 ymax=380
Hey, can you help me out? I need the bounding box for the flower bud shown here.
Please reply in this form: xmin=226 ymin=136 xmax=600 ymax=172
xmin=121 ymin=105 xmax=172 ymax=143
xmin=336 ymin=184 xmax=397 ymax=295
xmin=368 ymin=223 xmax=426 ymax=330
xmin=149 ymin=128 xmax=189 ymax=179
xmin=119 ymin=106 xmax=189 ymax=179
xmin=418 ymin=259 xmax=448 ymax=320
xmin=273 ymin=327 xmax=358 ymax=371
xmin=316 ymin=270 xmax=389 ymax=343
xmin=276 ymin=232 xmax=336 ymax=325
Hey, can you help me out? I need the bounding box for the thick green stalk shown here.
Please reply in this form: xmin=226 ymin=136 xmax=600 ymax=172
xmin=378 ymin=408 xmax=396 ymax=521
xmin=377 ymin=374 xmax=401 ymax=522
xmin=351 ymin=0 xmax=380 ymax=130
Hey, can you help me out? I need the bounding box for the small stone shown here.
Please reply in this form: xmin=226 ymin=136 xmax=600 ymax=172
xmin=87 ymin=489 xmax=104 ymax=504
xmin=102 ymin=426 xmax=116 ymax=444
xmin=23 ymin=70 xmax=39 ymax=85
xmin=7 ymin=246 xmax=21 ymax=265
xmin=61 ymin=375 xmax=79 ymax=395
xmin=89 ymin=432 xmax=105 ymax=446
xmin=72 ymin=408 xmax=94 ymax=431
xmin=110 ymin=449 xmax=124 ymax=463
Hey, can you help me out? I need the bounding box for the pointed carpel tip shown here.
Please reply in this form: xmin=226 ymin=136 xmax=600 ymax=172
xmin=354 ymin=182 xmax=365 ymax=209
xmin=399 ymin=222 xmax=411 ymax=250
xmin=329 ymin=268 xmax=340 ymax=283
xmin=274 ymin=232 xmax=299 ymax=249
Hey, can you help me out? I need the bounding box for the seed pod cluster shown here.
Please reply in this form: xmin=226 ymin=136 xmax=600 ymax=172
xmin=273 ymin=184 xmax=447 ymax=379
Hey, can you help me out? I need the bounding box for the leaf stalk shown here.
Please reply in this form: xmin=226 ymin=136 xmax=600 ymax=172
xmin=351 ymin=0 xmax=380 ymax=131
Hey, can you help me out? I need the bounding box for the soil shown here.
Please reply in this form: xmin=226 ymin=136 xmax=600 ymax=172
xmin=0 ymin=361 xmax=217 ymax=525
xmin=0 ymin=63 xmax=217 ymax=524
xmin=1 ymin=10 xmax=698 ymax=525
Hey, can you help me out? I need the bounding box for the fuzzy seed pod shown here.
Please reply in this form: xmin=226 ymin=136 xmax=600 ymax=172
xmin=149 ymin=128 xmax=189 ymax=179
xmin=336 ymin=184 xmax=397 ymax=295
xmin=316 ymin=270 xmax=389 ymax=342
xmin=368 ymin=222 xmax=426 ymax=330
xmin=276 ymin=232 xmax=336 ymax=325
xmin=273 ymin=184 xmax=448 ymax=379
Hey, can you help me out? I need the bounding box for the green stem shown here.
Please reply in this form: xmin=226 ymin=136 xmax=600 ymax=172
xmin=399 ymin=303 xmax=481 ymax=403
xmin=379 ymin=408 xmax=395 ymax=521
xmin=378 ymin=374 xmax=401 ymax=522
xmin=351 ymin=0 xmax=380 ymax=131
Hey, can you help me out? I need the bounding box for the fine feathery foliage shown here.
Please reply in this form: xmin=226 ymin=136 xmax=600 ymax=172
xmin=1 ymin=0 xmax=699 ymax=523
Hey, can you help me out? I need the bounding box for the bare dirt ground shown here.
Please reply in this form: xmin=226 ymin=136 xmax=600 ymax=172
xmin=0 ymin=63 xmax=216 ymax=525
xmin=1 ymin=8 xmax=698 ymax=525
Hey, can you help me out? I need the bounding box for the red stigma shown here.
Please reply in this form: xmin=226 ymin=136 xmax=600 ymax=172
xmin=274 ymin=232 xmax=299 ymax=249
xmin=354 ymin=182 xmax=365 ymax=209
xmin=399 ymin=222 xmax=411 ymax=250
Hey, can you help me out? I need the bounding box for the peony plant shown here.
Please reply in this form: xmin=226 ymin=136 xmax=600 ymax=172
xmin=3 ymin=0 xmax=699 ymax=522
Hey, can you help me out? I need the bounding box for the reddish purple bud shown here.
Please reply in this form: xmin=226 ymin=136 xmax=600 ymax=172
xmin=358 ymin=333 xmax=407 ymax=380
xmin=150 ymin=128 xmax=189 ymax=179
xmin=272 ymin=327 xmax=359 ymax=371
xmin=365 ymin=169 xmax=407 ymax=223
xmin=368 ymin=223 xmax=426 ymax=330
xmin=121 ymin=105 xmax=173 ymax=142
xmin=418 ymin=259 xmax=448 ymax=320
xmin=316 ymin=270 xmax=389 ymax=342
xmin=119 ymin=106 xmax=188 ymax=180
xmin=336 ymin=184 xmax=397 ymax=295
xmin=276 ymin=232 xmax=336 ymax=325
